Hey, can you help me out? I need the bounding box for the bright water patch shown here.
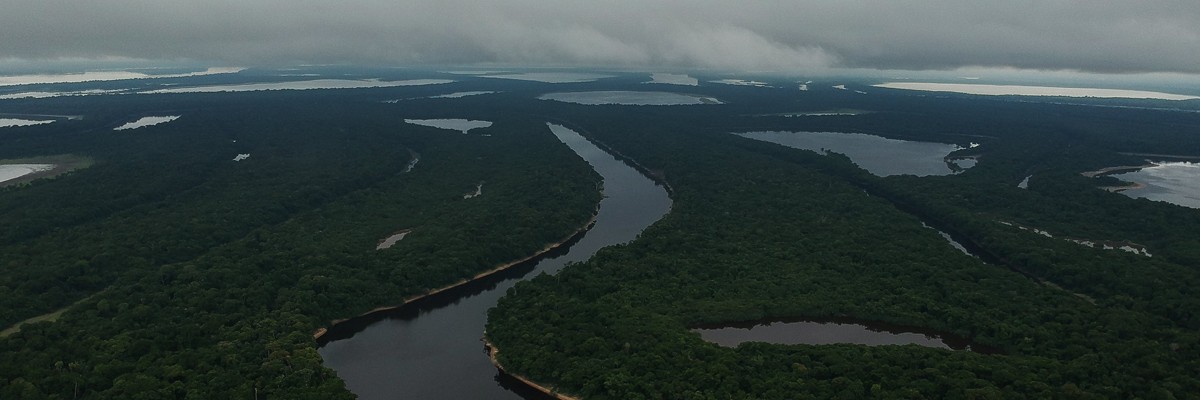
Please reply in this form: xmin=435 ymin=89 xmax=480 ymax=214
xmin=430 ymin=91 xmax=497 ymax=99
xmin=540 ymin=91 xmax=722 ymax=105
xmin=404 ymin=119 xmax=493 ymax=134
xmin=735 ymin=131 xmax=964 ymax=176
xmin=711 ymin=79 xmax=772 ymax=88
xmin=874 ymin=82 xmax=1199 ymax=101
xmin=1110 ymin=162 xmax=1200 ymax=209
xmin=694 ymin=319 xmax=985 ymax=352
xmin=0 ymin=164 xmax=55 ymax=184
xmin=481 ymin=72 xmax=613 ymax=83
xmin=113 ymin=116 xmax=180 ymax=131
xmin=0 ymin=118 xmax=54 ymax=128
xmin=141 ymin=79 xmax=453 ymax=94
xmin=645 ymin=73 xmax=698 ymax=86
xmin=376 ymin=230 xmax=411 ymax=250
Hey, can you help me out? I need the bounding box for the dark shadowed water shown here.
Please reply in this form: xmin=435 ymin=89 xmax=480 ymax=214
xmin=694 ymin=317 xmax=997 ymax=353
xmin=318 ymin=123 xmax=671 ymax=399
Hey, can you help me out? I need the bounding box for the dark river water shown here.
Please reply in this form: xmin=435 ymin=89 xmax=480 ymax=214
xmin=318 ymin=123 xmax=672 ymax=399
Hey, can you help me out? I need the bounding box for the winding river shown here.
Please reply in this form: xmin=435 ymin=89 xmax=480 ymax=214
xmin=318 ymin=123 xmax=672 ymax=399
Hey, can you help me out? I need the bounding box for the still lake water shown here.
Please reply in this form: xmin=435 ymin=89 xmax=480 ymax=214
xmin=874 ymin=82 xmax=1199 ymax=101
xmin=645 ymin=73 xmax=698 ymax=86
xmin=540 ymin=91 xmax=722 ymax=105
xmin=113 ymin=116 xmax=180 ymax=131
xmin=0 ymin=164 xmax=55 ymax=184
xmin=1110 ymin=162 xmax=1200 ymax=209
xmin=480 ymin=72 xmax=613 ymax=83
xmin=0 ymin=118 xmax=54 ymax=128
xmin=694 ymin=318 xmax=992 ymax=353
xmin=141 ymin=79 xmax=453 ymax=94
xmin=318 ymin=123 xmax=671 ymax=399
xmin=404 ymin=119 xmax=494 ymax=134
xmin=735 ymin=131 xmax=966 ymax=176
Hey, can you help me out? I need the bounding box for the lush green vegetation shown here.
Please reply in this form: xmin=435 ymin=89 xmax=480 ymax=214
xmin=3 ymin=69 xmax=1200 ymax=398
xmin=0 ymin=84 xmax=600 ymax=398
xmin=488 ymin=86 xmax=1200 ymax=399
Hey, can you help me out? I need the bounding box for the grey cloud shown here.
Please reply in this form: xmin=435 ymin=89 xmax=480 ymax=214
xmin=2 ymin=0 xmax=1198 ymax=74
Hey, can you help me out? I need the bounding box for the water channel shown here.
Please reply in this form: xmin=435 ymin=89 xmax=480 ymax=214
xmin=318 ymin=123 xmax=672 ymax=399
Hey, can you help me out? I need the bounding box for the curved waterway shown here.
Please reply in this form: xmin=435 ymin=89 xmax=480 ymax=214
xmin=318 ymin=123 xmax=672 ymax=399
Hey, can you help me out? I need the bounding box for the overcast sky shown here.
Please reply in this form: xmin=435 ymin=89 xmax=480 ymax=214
xmin=3 ymin=1 xmax=1198 ymax=74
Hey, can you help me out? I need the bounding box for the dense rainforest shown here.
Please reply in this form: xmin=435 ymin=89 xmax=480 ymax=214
xmin=1 ymin=67 xmax=1199 ymax=398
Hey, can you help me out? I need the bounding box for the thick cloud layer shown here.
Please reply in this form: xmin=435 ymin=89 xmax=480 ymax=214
xmin=3 ymin=0 xmax=1198 ymax=73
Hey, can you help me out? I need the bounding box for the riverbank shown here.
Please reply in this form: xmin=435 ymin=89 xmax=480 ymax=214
xmin=313 ymin=211 xmax=599 ymax=340
xmin=483 ymin=337 xmax=579 ymax=400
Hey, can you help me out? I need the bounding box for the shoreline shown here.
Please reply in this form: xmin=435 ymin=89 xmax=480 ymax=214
xmin=313 ymin=210 xmax=599 ymax=341
xmin=1080 ymin=163 xmax=1154 ymax=178
xmin=483 ymin=337 xmax=579 ymax=400
xmin=1100 ymin=181 xmax=1147 ymax=192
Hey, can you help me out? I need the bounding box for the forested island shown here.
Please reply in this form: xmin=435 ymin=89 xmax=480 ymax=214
xmin=1 ymin=67 xmax=1198 ymax=398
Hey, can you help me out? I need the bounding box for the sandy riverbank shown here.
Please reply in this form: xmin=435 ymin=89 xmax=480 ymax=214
xmin=313 ymin=211 xmax=599 ymax=341
xmin=484 ymin=337 xmax=580 ymax=400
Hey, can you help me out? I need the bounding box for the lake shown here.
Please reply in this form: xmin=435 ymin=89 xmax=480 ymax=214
xmin=540 ymin=91 xmax=723 ymax=105
xmin=0 ymin=164 xmax=55 ymax=184
xmin=1109 ymin=162 xmax=1200 ymax=209
xmin=694 ymin=318 xmax=992 ymax=353
xmin=711 ymin=79 xmax=772 ymax=88
xmin=645 ymin=73 xmax=698 ymax=86
xmin=404 ymin=119 xmax=494 ymax=134
xmin=0 ymin=118 xmax=54 ymax=128
xmin=430 ymin=91 xmax=498 ymax=98
xmin=140 ymin=79 xmax=453 ymax=94
xmin=734 ymin=131 xmax=967 ymax=176
xmin=874 ymin=82 xmax=1199 ymax=101
xmin=318 ymin=123 xmax=671 ymax=399
xmin=480 ymin=72 xmax=613 ymax=83
xmin=113 ymin=116 xmax=180 ymax=131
